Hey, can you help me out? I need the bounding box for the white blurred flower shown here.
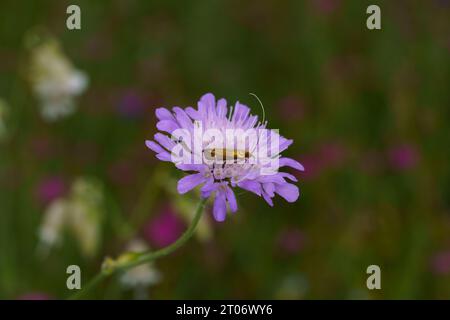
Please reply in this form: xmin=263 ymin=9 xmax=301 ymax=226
xmin=67 ymin=178 xmax=104 ymax=257
xmin=28 ymin=39 xmax=88 ymax=121
xmin=119 ymin=239 xmax=162 ymax=290
xmin=38 ymin=198 xmax=68 ymax=249
xmin=37 ymin=177 xmax=103 ymax=258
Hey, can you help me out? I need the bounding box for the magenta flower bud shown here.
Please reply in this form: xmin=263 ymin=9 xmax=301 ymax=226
xmin=144 ymin=206 xmax=185 ymax=248
xmin=388 ymin=144 xmax=419 ymax=171
xmin=35 ymin=176 xmax=67 ymax=205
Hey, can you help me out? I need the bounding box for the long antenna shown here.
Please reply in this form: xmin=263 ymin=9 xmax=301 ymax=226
xmin=249 ymin=92 xmax=265 ymax=124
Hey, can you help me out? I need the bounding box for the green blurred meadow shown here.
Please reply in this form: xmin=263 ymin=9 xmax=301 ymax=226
xmin=0 ymin=0 xmax=449 ymax=299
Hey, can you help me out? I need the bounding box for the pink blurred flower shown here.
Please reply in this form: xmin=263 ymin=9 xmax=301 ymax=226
xmin=277 ymin=228 xmax=306 ymax=255
xmin=18 ymin=292 xmax=51 ymax=300
xmin=143 ymin=206 xmax=185 ymax=248
xmin=431 ymin=250 xmax=450 ymax=275
xmin=318 ymin=142 xmax=347 ymax=167
xmin=35 ymin=176 xmax=67 ymax=205
xmin=117 ymin=90 xmax=146 ymax=118
xmin=298 ymin=153 xmax=321 ymax=180
xmin=297 ymin=141 xmax=347 ymax=179
xmin=388 ymin=144 xmax=419 ymax=171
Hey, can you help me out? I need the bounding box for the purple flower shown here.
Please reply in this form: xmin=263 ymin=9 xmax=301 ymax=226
xmin=145 ymin=93 xmax=304 ymax=222
xmin=388 ymin=144 xmax=419 ymax=171
xmin=35 ymin=176 xmax=67 ymax=205
xmin=143 ymin=206 xmax=185 ymax=248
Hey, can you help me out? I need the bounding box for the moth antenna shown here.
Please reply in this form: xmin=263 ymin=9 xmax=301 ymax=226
xmin=249 ymin=92 xmax=265 ymax=125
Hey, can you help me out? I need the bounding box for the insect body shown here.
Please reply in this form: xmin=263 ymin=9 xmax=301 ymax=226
xmin=203 ymin=148 xmax=251 ymax=163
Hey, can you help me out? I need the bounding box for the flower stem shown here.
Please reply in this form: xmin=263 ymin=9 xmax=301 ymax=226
xmin=68 ymin=272 xmax=109 ymax=300
xmin=68 ymin=198 xmax=207 ymax=300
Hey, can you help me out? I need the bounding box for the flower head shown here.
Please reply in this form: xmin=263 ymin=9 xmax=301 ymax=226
xmin=146 ymin=93 xmax=304 ymax=221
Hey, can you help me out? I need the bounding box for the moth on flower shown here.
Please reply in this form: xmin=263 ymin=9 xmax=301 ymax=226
xmin=146 ymin=93 xmax=304 ymax=222
xmin=27 ymin=37 xmax=88 ymax=121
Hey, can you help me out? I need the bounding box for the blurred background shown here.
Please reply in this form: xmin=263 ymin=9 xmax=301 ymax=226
xmin=0 ymin=0 xmax=449 ymax=299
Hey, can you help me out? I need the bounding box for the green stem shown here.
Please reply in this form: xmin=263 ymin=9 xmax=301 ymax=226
xmin=68 ymin=272 xmax=109 ymax=300
xmin=68 ymin=198 xmax=207 ymax=300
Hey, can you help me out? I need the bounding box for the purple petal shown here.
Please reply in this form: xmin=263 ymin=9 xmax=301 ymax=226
xmin=201 ymin=179 xmax=216 ymax=192
xmin=244 ymin=115 xmax=258 ymax=128
xmin=200 ymin=179 xmax=219 ymax=198
xmin=145 ymin=140 xmax=164 ymax=153
xmin=278 ymin=137 xmax=293 ymax=153
xmin=198 ymin=93 xmax=215 ymax=117
xmin=202 ymin=93 xmax=216 ymax=117
xmin=156 ymin=120 xmax=179 ymax=134
xmin=275 ymin=183 xmax=299 ymax=203
xmin=156 ymin=152 xmax=172 ymax=162
xmin=155 ymin=107 xmax=174 ymax=121
xmin=185 ymin=107 xmax=200 ymax=119
xmin=232 ymin=102 xmax=250 ymax=123
xmin=225 ymin=186 xmax=237 ymax=213
xmin=213 ymin=192 xmax=227 ymax=222
xmin=263 ymin=182 xmax=275 ymax=197
xmin=279 ymin=157 xmax=305 ymax=171
xmin=177 ymin=173 xmax=205 ymax=194
xmin=262 ymin=191 xmax=274 ymax=206
xmin=279 ymin=172 xmax=298 ymax=182
xmin=237 ymin=180 xmax=262 ymax=196
xmin=175 ymin=163 xmax=206 ymax=172
xmin=216 ymin=98 xmax=228 ymax=118
xmin=173 ymin=107 xmax=193 ymax=129
xmin=154 ymin=133 xmax=175 ymax=151
xmin=258 ymin=174 xmax=286 ymax=184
